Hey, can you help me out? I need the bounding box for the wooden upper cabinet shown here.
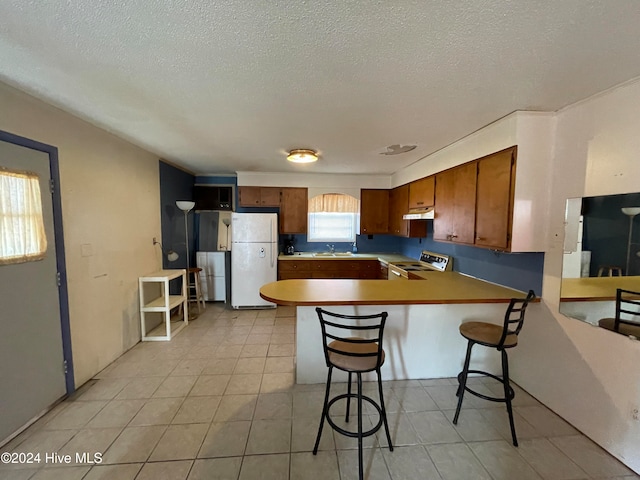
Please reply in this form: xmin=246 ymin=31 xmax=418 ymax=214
xmin=238 ymin=186 xmax=281 ymax=207
xmin=409 ymin=176 xmax=435 ymax=209
xmin=389 ymin=185 xmax=426 ymax=238
xmin=475 ymin=147 xmax=515 ymax=250
xmin=360 ymin=189 xmax=389 ymax=234
xmin=389 ymin=185 xmax=408 ymax=236
xmin=434 ymin=163 xmax=476 ymax=244
xmin=433 ymin=169 xmax=455 ymax=241
xmin=279 ymin=187 xmax=308 ymax=234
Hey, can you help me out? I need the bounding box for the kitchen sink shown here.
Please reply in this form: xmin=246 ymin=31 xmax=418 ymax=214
xmin=312 ymin=252 xmax=353 ymax=257
xmin=334 ymin=252 xmax=353 ymax=256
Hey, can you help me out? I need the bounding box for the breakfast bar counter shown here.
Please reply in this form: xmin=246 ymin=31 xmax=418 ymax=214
xmin=260 ymin=276 xmax=532 ymax=384
xmin=260 ymin=272 xmax=525 ymax=306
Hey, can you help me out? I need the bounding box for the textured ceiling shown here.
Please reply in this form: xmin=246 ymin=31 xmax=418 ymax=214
xmin=1 ymin=1 xmax=640 ymax=175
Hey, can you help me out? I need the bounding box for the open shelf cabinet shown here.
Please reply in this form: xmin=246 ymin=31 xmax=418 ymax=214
xmin=139 ymin=269 xmax=188 ymax=341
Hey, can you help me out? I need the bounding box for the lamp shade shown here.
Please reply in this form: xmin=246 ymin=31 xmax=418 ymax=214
xmin=176 ymin=200 xmax=195 ymax=212
xmin=622 ymin=207 xmax=640 ymax=216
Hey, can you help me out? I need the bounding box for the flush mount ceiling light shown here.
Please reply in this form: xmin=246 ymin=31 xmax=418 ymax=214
xmin=287 ymin=149 xmax=318 ymax=163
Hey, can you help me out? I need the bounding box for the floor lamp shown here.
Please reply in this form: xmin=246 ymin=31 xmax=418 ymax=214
xmin=621 ymin=207 xmax=640 ymax=275
xmin=176 ymin=201 xmax=195 ymax=271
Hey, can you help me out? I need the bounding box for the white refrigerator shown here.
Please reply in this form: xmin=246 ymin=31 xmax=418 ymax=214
xmin=231 ymin=213 xmax=278 ymax=309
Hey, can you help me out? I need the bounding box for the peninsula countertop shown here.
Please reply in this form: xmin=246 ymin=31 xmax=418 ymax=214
xmin=260 ymin=272 xmax=526 ymax=306
xmin=560 ymin=275 xmax=640 ymax=302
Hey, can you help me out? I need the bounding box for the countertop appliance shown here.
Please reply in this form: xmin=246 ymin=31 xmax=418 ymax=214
xmin=196 ymin=251 xmax=228 ymax=302
xmin=231 ymin=213 xmax=278 ymax=308
xmin=388 ymin=250 xmax=452 ymax=280
xmin=284 ymin=235 xmax=295 ymax=255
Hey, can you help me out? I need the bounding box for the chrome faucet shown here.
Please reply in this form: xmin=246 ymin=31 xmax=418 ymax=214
xmin=326 ymin=244 xmax=335 ymax=254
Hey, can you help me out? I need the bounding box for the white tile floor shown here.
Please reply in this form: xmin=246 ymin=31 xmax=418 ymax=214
xmin=2 ymin=304 xmax=639 ymax=480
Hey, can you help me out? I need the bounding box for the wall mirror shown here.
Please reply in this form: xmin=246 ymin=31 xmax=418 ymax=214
xmin=560 ymin=192 xmax=640 ymax=334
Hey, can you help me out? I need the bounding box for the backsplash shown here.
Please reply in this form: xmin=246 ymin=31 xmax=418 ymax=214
xmin=399 ymin=222 xmax=544 ymax=294
xmin=284 ymin=234 xmax=401 ymax=254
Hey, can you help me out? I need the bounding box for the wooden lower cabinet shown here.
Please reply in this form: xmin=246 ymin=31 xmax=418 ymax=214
xmin=278 ymin=259 xmax=379 ymax=280
xmin=378 ymin=262 xmax=389 ymax=279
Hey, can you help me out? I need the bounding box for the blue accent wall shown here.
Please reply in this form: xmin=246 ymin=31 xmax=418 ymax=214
xmin=284 ymin=233 xmax=401 ymax=255
xmin=399 ymin=222 xmax=544 ymax=294
xmin=582 ymin=193 xmax=640 ymax=276
xmin=159 ymin=162 xmax=195 ymax=270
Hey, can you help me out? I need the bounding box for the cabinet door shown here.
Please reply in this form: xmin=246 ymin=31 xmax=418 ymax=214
xmin=280 ymin=188 xmax=308 ymax=234
xmin=260 ymin=187 xmax=281 ymax=206
xmin=388 ymin=185 xmax=408 ymax=236
xmin=360 ymin=189 xmax=389 ymax=234
xmin=238 ymin=186 xmax=281 ymax=207
xmin=434 ymin=163 xmax=476 ymax=244
xmin=238 ymin=186 xmax=262 ymax=206
xmin=409 ymin=176 xmax=435 ymax=209
xmin=434 ymin=170 xmax=455 ymax=241
xmin=389 ymin=185 xmax=426 ymax=238
xmin=475 ymin=147 xmax=515 ymax=249
xmin=451 ymin=162 xmax=477 ymax=244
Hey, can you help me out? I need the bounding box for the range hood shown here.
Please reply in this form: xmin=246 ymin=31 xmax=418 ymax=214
xmin=403 ymin=207 xmax=434 ymax=220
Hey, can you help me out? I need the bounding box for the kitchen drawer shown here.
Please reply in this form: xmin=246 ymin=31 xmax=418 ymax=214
xmin=278 ymin=260 xmax=313 ymax=271
xmin=312 ymin=260 xmax=341 ymax=271
xmin=279 ymin=270 xmax=311 ymax=280
xmin=311 ymin=271 xmax=344 ymax=279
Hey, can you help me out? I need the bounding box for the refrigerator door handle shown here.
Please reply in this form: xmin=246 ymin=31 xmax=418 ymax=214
xmin=270 ymin=218 xmax=275 ymax=268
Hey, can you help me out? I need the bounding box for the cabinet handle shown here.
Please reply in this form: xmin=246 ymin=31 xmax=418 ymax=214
xmin=417 ymin=201 xmax=424 ymax=205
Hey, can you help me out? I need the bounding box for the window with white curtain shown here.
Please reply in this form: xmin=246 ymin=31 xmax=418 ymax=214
xmin=307 ymin=193 xmax=360 ymax=242
xmin=0 ymin=167 xmax=48 ymax=265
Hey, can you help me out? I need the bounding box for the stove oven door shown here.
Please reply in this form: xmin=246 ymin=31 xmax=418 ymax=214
xmin=388 ymin=265 xmax=408 ymax=280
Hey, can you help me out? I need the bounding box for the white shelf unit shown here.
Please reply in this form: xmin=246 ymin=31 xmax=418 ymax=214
xmin=139 ymin=269 xmax=188 ymax=341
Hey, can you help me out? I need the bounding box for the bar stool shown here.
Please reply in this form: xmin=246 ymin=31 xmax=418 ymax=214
xmin=187 ymin=267 xmax=205 ymax=313
xmin=313 ymin=308 xmax=393 ymax=480
xmin=597 ymin=265 xmax=623 ymax=277
xmin=453 ymin=290 xmax=536 ymax=447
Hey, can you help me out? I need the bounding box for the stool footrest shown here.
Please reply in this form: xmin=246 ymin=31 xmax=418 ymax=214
xmin=325 ymin=393 xmax=383 ymax=439
xmin=458 ymin=370 xmax=515 ymax=403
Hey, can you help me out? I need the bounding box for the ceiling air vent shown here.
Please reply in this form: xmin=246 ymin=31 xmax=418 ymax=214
xmin=380 ymin=144 xmax=417 ymax=155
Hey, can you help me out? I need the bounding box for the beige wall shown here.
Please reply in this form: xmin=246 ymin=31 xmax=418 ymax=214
xmin=0 ymin=82 xmax=163 ymax=387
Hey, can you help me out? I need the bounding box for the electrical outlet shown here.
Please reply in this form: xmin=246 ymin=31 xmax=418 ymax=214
xmin=633 ymin=408 xmax=639 ymax=421
xmin=153 ymin=237 xmax=157 ymax=245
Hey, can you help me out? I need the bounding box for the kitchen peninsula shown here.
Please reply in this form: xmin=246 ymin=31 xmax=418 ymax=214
xmin=560 ymin=275 xmax=640 ymax=325
xmin=260 ymin=274 xmax=532 ymax=384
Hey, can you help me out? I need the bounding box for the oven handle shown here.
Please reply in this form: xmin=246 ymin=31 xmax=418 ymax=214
xmin=391 ymin=270 xmax=402 ymax=277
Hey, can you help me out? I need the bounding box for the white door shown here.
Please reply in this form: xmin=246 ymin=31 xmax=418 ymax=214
xmin=0 ymin=136 xmax=69 ymax=442
xmin=231 ymin=242 xmax=276 ymax=308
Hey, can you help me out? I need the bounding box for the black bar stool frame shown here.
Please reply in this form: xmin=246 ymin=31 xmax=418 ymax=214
xmin=453 ymin=290 xmax=536 ymax=447
xmin=313 ymin=308 xmax=393 ymax=480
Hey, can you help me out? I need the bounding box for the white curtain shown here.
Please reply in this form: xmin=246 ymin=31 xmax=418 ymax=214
xmin=0 ymin=167 xmax=48 ymax=265
xmin=308 ymin=193 xmax=360 ymax=213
